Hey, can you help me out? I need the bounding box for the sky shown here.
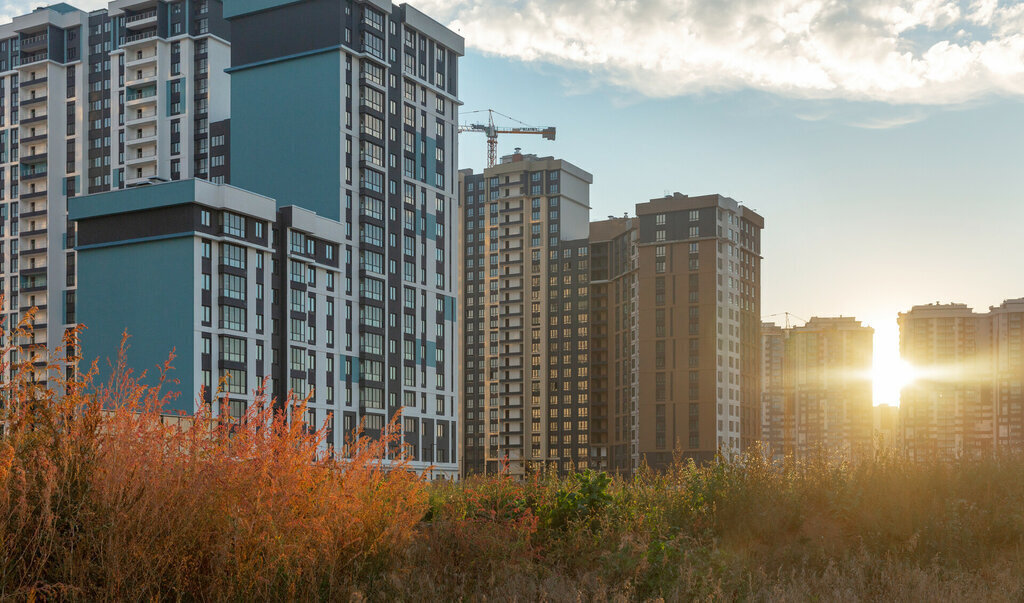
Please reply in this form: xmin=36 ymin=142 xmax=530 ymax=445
xmin=6 ymin=0 xmax=1024 ymax=404
xmin=431 ymin=0 xmax=1024 ymax=406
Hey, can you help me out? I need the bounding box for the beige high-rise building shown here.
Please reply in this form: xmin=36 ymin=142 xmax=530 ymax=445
xmin=899 ymin=299 xmax=1024 ymax=459
xmin=990 ymin=299 xmax=1024 ymax=451
xmin=761 ymin=322 xmax=788 ymax=457
xmin=760 ymin=317 xmax=874 ymax=460
xmin=459 ymin=152 xmax=593 ymax=477
xmin=899 ymin=303 xmax=993 ymax=460
xmin=590 ymin=194 xmax=764 ymax=475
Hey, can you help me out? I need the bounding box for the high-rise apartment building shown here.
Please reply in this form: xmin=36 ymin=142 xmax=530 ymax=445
xmin=990 ymin=299 xmax=1024 ymax=451
xmin=899 ymin=303 xmax=992 ymax=460
xmin=590 ymin=194 xmax=763 ymax=475
xmin=760 ymin=317 xmax=874 ymax=460
xmin=760 ymin=321 xmax=787 ymax=456
xmin=900 ymin=299 xmax=1024 ymax=459
xmin=0 ymin=1 xmax=230 ymax=382
xmin=71 ymin=0 xmax=465 ymax=478
xmin=459 ymin=152 xmax=593 ymax=477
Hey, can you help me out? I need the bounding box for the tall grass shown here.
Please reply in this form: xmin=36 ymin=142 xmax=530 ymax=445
xmin=3 ymin=315 xmax=1024 ymax=600
xmin=0 ymin=316 xmax=425 ymax=600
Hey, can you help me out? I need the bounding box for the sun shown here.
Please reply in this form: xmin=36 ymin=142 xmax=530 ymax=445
xmin=872 ymin=356 xmax=918 ymax=406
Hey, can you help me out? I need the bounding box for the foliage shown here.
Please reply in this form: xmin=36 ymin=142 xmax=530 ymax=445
xmin=0 ymin=315 xmax=426 ymax=601
xmin=3 ymin=315 xmax=1024 ymax=599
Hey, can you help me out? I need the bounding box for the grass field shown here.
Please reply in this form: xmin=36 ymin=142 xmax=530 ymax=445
xmin=3 ymin=327 xmax=1024 ymax=600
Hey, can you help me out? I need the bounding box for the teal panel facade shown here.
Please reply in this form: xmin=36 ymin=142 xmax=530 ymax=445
xmin=230 ymin=51 xmax=342 ymax=220
xmin=78 ymin=236 xmax=197 ymax=414
xmin=223 ymin=0 xmax=305 ymax=18
xmin=69 ymin=179 xmax=196 ymax=220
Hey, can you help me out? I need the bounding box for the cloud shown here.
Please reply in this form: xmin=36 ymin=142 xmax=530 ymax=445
xmin=418 ymin=0 xmax=1024 ymax=105
xmin=0 ymin=0 xmax=108 ymax=23
xmin=848 ymin=112 xmax=927 ymax=128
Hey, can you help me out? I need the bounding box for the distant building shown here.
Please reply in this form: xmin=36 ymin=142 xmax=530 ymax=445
xmin=459 ymin=152 xmax=593 ymax=477
xmin=899 ymin=303 xmax=992 ymax=460
xmin=899 ymin=299 xmax=1024 ymax=459
xmin=760 ymin=322 xmax=788 ymax=457
xmin=760 ymin=317 xmax=874 ymax=461
xmin=874 ymin=404 xmax=900 ymax=451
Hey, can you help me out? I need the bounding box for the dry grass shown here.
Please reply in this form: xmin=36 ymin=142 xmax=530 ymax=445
xmin=2 ymin=316 xmax=1024 ymax=600
xmin=0 ymin=316 xmax=425 ymax=600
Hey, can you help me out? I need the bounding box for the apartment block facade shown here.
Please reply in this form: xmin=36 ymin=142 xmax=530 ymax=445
xmin=900 ymin=299 xmax=1024 ymax=460
xmin=0 ymin=0 xmax=230 ymax=382
xmin=459 ymin=153 xmax=593 ymax=477
xmin=71 ymin=178 xmax=457 ymax=475
xmin=899 ymin=303 xmax=992 ymax=460
xmin=67 ymin=0 xmax=465 ymax=478
xmin=760 ymin=317 xmax=874 ymax=460
xmin=590 ymin=194 xmax=764 ymax=475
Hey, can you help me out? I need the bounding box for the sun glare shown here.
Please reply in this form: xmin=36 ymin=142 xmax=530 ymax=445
xmin=873 ymin=357 xmax=917 ymax=406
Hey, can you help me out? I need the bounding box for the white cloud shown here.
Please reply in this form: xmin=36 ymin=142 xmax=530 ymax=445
xmin=0 ymin=1 xmax=108 ymax=23
xmin=418 ymin=0 xmax=1024 ymax=104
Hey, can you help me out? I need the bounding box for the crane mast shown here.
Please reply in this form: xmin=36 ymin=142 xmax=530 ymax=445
xmin=458 ymin=109 xmax=556 ymax=168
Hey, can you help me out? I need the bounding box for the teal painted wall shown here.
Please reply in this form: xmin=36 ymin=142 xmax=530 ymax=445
xmin=230 ymin=52 xmax=342 ymax=220
xmin=78 ymin=236 xmax=197 ymax=414
xmin=223 ymin=0 xmax=304 ymax=18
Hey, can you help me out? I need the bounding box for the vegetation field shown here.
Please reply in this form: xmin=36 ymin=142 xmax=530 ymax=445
xmin=3 ymin=326 xmax=1024 ymax=601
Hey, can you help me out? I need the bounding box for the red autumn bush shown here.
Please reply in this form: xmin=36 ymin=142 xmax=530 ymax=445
xmin=0 ymin=313 xmax=427 ymax=600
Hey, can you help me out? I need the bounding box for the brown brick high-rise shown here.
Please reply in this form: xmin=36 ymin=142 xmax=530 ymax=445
xmin=590 ymin=194 xmax=763 ymax=475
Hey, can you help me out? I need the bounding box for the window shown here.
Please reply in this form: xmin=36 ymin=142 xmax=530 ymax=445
xmin=221 ymin=212 xmax=245 ymax=237
xmin=220 ymin=273 xmax=246 ymax=301
xmin=219 ymin=336 xmax=246 ymax=364
xmin=220 ymin=243 xmax=246 ymax=269
xmin=219 ymin=306 xmax=246 ymax=332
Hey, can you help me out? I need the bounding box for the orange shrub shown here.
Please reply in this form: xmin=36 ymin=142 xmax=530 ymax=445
xmin=0 ymin=313 xmax=427 ymax=600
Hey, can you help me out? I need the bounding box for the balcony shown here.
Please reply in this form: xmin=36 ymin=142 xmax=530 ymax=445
xmin=20 ymin=132 xmax=48 ymax=145
xmin=20 ymin=225 xmax=48 ymax=238
xmin=21 ymin=168 xmax=48 ymax=182
xmin=20 ymin=52 xmax=49 ymax=66
xmin=20 ymin=190 xmax=48 ymax=201
xmin=20 ymin=95 xmax=47 ymax=108
xmin=20 ymin=33 xmax=48 ymax=50
xmin=125 ymin=9 xmax=158 ymax=29
xmin=19 ymin=113 xmax=47 ymax=126
xmin=19 ymin=75 xmax=47 ymax=89
xmin=126 ymin=68 xmax=158 ymax=86
xmin=125 ymin=49 xmax=158 ymax=67
xmin=20 ymin=275 xmax=47 ymax=293
xmin=124 ymin=30 xmax=158 ymax=45
xmin=126 ymin=130 xmax=157 ymax=146
xmin=20 ymin=246 xmax=47 ymax=257
xmin=20 ymin=152 xmax=47 ymax=165
xmin=126 ymin=167 xmax=159 ymax=186
xmin=125 ymin=86 xmax=158 ymax=107
xmin=125 ymin=149 xmax=158 ymax=166
xmin=20 ymin=206 xmax=47 ymax=219
xmin=125 ymin=108 xmax=158 ymax=126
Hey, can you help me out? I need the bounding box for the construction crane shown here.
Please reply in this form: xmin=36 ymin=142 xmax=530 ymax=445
xmin=761 ymin=311 xmax=806 ymax=329
xmin=458 ymin=109 xmax=556 ymax=168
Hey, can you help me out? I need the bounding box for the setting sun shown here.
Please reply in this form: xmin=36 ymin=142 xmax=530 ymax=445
xmin=873 ymin=357 xmax=918 ymax=406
